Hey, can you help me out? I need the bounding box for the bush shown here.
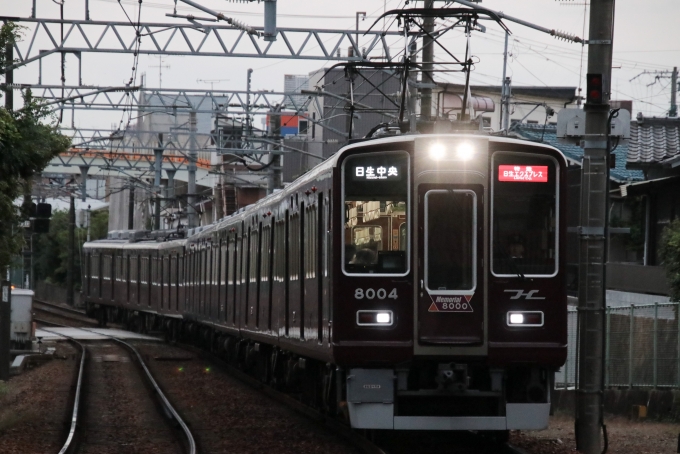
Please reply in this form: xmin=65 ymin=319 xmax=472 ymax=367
xmin=659 ymin=220 xmax=680 ymax=301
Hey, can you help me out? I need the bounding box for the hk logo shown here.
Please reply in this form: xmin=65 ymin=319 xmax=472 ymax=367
xmin=504 ymin=289 xmax=545 ymax=300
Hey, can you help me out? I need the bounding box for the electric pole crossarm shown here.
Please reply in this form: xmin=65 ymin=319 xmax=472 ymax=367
xmin=1 ymin=17 xmax=404 ymax=71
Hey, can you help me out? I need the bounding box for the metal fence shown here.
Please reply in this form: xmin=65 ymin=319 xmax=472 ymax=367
xmin=556 ymin=303 xmax=680 ymax=388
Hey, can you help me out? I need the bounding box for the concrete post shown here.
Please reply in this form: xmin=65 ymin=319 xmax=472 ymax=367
xmin=575 ymin=1 xmax=615 ymax=452
xmin=66 ymin=195 xmax=75 ymax=306
xmin=0 ymin=281 xmax=10 ymax=381
xmin=670 ymin=66 xmax=677 ymax=117
xmin=409 ymin=41 xmax=418 ymax=132
xmin=78 ymin=166 xmax=89 ymax=202
xmin=420 ymin=0 xmax=434 ymax=121
xmin=128 ymin=182 xmax=135 ymax=230
xmin=267 ymin=106 xmax=282 ymax=194
xmin=153 ymin=139 xmax=163 ymax=231
xmin=187 ymin=111 xmax=198 ymax=228
xmin=4 ymin=41 xmax=13 ymax=111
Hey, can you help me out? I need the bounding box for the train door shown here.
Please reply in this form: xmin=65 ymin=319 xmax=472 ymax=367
xmin=417 ymin=185 xmax=485 ymax=346
xmin=219 ymin=238 xmax=227 ymax=323
xmin=260 ymin=220 xmax=273 ymax=333
xmin=227 ymin=234 xmax=236 ymax=326
xmin=287 ymin=209 xmax=300 ymax=338
xmin=246 ymin=225 xmax=258 ymax=330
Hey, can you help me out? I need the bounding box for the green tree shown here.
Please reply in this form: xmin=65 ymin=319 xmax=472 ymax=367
xmin=659 ymin=220 xmax=680 ymax=301
xmin=0 ymin=22 xmax=71 ymax=271
xmin=33 ymin=209 xmax=109 ymax=289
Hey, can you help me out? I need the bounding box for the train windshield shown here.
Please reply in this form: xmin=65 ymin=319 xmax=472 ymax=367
xmin=492 ymin=152 xmax=558 ymax=277
xmin=342 ymin=151 xmax=409 ymax=275
xmin=425 ymin=190 xmax=476 ymax=292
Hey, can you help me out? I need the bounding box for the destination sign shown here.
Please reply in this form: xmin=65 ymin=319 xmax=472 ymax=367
xmin=498 ymin=165 xmax=549 ymax=183
xmin=353 ymin=165 xmax=400 ymax=181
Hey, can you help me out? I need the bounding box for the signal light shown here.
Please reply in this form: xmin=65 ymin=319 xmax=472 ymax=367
xmin=586 ymin=73 xmax=604 ymax=105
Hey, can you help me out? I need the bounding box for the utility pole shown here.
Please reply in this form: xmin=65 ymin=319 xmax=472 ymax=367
xmin=267 ymin=105 xmax=282 ymax=194
xmin=153 ymin=134 xmax=164 ymax=231
xmin=576 ymin=0 xmax=615 ymax=452
xmin=66 ymin=194 xmax=75 ymax=306
xmin=128 ymin=182 xmax=135 ymax=230
xmin=187 ymin=111 xmax=198 ymax=229
xmin=671 ymin=66 xmax=678 ymax=117
xmin=502 ymin=76 xmax=511 ymax=131
xmin=0 ymin=281 xmax=10 ymax=381
xmin=420 ymin=0 xmax=435 ymax=121
xmin=4 ymin=39 xmax=13 ymax=110
xmin=499 ymin=31 xmax=509 ymax=131
xmin=409 ymin=41 xmax=418 ymax=132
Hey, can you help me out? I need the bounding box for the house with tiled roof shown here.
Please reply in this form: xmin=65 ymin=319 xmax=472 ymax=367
xmin=511 ymin=123 xmax=645 ymax=305
xmin=515 ymin=121 xmax=673 ymax=304
xmin=615 ymin=117 xmax=680 ymax=295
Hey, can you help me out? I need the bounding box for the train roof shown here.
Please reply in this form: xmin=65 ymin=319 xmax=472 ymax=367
xmin=183 ymin=133 xmax=567 ymax=241
xmin=83 ymin=237 xmax=186 ymax=251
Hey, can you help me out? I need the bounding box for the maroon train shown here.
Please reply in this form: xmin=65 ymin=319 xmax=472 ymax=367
xmin=82 ymin=133 xmax=567 ymax=433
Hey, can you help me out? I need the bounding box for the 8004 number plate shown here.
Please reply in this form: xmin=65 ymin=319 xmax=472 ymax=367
xmin=354 ymin=288 xmax=398 ymax=300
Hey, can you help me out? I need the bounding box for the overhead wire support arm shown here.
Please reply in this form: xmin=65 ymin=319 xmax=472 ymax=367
xmin=176 ymin=0 xmax=261 ymax=36
xmin=447 ymin=0 xmax=584 ymax=43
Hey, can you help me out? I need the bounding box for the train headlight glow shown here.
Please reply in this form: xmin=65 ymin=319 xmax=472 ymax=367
xmin=376 ymin=312 xmax=391 ymax=324
xmin=357 ymin=310 xmax=393 ymax=326
xmin=456 ymin=142 xmax=475 ymax=160
xmin=507 ymin=311 xmax=544 ymax=327
xmin=429 ymin=143 xmax=446 ymax=160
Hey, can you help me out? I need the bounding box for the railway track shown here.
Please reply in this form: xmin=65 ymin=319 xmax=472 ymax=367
xmin=33 ymin=299 xmax=98 ymax=327
xmin=42 ymin=314 xmax=528 ymax=454
xmin=41 ymin=325 xmax=195 ymax=454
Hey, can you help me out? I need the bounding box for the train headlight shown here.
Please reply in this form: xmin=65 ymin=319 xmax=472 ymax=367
xmin=507 ymin=311 xmax=543 ymax=327
xmin=357 ymin=310 xmax=393 ymax=326
xmin=429 ymin=143 xmax=446 ymax=160
xmin=456 ymin=142 xmax=475 ymax=160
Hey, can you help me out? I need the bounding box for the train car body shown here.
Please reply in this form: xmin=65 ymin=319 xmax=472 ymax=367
xmin=83 ymin=133 xmax=567 ymax=433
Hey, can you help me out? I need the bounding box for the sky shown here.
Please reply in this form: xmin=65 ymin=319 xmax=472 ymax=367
xmin=1 ymin=0 xmax=678 ymax=134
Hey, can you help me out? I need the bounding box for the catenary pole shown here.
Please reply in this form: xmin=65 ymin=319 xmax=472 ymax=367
xmin=575 ymin=0 xmax=615 ymax=452
xmin=187 ymin=111 xmax=198 ymax=229
xmin=420 ymin=0 xmax=434 ymax=122
xmin=66 ymin=194 xmax=75 ymax=306
xmin=671 ymin=66 xmax=677 ymax=117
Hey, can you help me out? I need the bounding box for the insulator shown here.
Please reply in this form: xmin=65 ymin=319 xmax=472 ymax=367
xmin=551 ymin=29 xmax=583 ymax=43
xmin=225 ymin=17 xmax=261 ymax=36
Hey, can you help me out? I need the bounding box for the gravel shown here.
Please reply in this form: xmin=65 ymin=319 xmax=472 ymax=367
xmin=0 ymin=342 xmax=77 ymax=454
xmin=3 ymin=337 xmax=679 ymax=454
xmin=511 ymin=413 xmax=680 ymax=453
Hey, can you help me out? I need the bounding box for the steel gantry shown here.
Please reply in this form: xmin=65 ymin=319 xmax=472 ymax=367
xmin=1 ymin=16 xmax=406 ymax=71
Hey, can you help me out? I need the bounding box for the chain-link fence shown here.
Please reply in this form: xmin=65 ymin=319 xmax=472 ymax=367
xmin=556 ymin=303 xmax=680 ymax=388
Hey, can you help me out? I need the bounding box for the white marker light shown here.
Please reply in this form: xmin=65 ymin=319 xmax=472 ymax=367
xmin=376 ymin=312 xmax=391 ymax=324
xmin=509 ymin=313 xmax=524 ymax=325
xmin=456 ymin=142 xmax=475 ymax=160
xmin=429 ymin=143 xmax=446 ymax=160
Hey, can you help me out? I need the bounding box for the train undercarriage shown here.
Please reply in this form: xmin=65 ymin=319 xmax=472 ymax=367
xmin=89 ymin=302 xmax=553 ymax=434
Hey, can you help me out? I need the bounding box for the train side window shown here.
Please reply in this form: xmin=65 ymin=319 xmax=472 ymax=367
xmin=341 ymin=151 xmax=409 ymax=276
xmin=491 ymin=152 xmax=559 ymax=277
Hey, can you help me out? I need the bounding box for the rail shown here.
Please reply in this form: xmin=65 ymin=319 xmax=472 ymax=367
xmin=40 ymin=324 xmax=196 ymax=454
xmin=38 ymin=328 xmax=85 ymax=454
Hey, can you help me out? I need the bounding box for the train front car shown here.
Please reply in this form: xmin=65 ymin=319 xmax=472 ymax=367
xmin=335 ymin=135 xmax=567 ymax=432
